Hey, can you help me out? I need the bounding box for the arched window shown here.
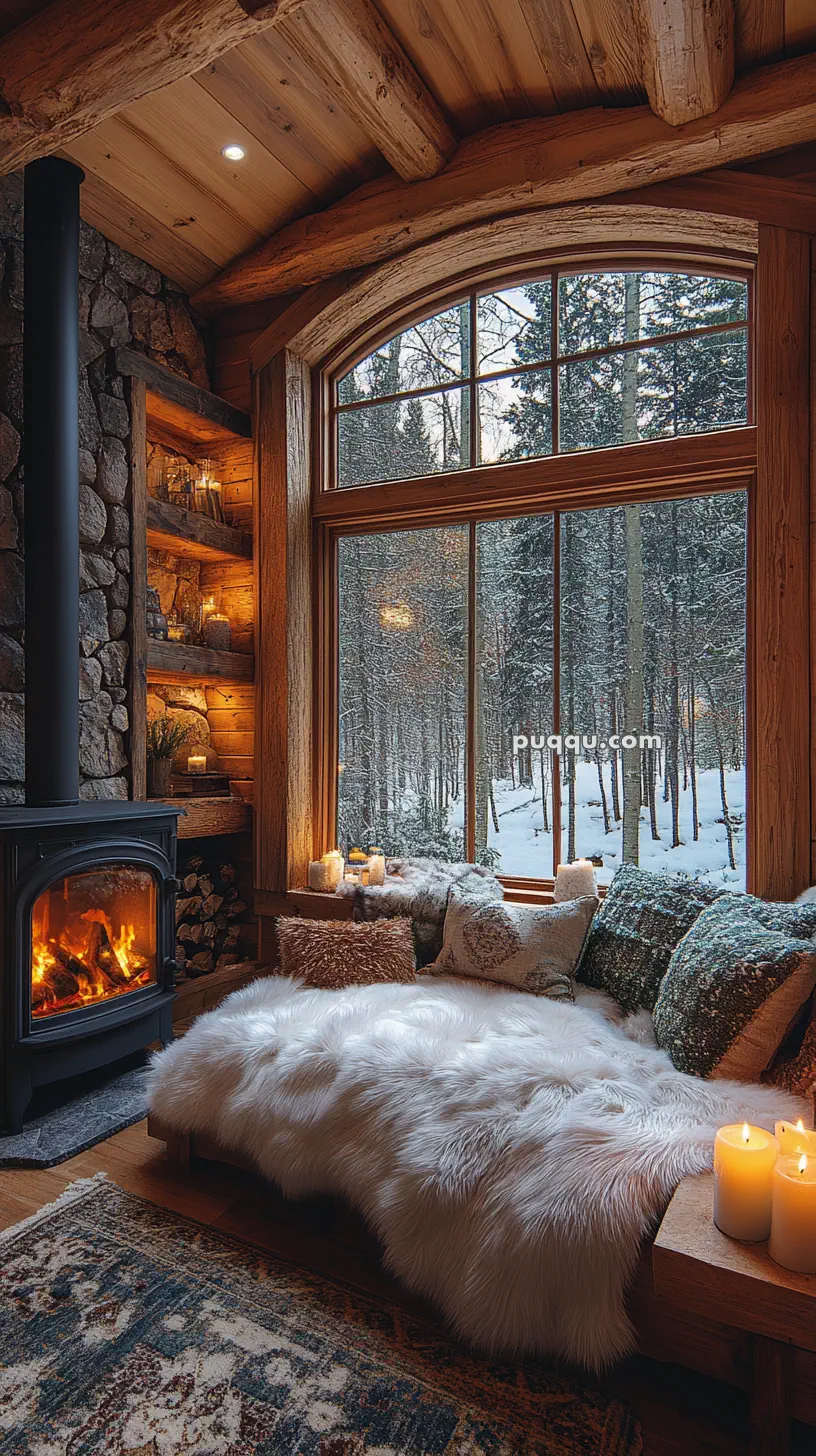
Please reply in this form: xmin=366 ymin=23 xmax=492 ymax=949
xmin=333 ymin=269 xmax=749 ymax=488
xmin=321 ymin=263 xmax=754 ymax=891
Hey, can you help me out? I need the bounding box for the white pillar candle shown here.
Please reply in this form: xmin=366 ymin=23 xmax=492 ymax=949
xmin=554 ymin=859 xmax=598 ymax=903
xmin=187 ymin=753 xmax=207 ymax=774
xmin=714 ymin=1123 xmax=778 ymax=1241
xmin=368 ymin=851 xmax=386 ymax=887
xmin=775 ymin=1120 xmax=816 ymax=1158
xmin=320 ymin=851 xmax=344 ymax=891
xmin=308 ymin=860 xmax=331 ymax=892
xmin=769 ymin=1154 xmax=816 ymax=1273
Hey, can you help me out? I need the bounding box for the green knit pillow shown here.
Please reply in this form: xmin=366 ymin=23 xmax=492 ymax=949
xmin=654 ymin=894 xmax=816 ymax=1081
xmin=576 ymin=864 xmax=722 ymax=1012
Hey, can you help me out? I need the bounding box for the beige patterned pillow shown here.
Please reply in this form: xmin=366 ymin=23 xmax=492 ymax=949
xmin=428 ymin=891 xmax=599 ymax=999
xmin=276 ymin=915 xmax=416 ymax=989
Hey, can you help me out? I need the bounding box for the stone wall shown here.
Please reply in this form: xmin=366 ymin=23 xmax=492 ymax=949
xmin=0 ymin=175 xmax=211 ymax=802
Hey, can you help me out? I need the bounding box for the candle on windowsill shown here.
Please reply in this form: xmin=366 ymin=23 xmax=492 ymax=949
xmin=769 ymin=1153 xmax=816 ymax=1273
xmin=320 ymin=851 xmax=344 ymax=891
xmin=308 ymin=860 xmax=332 ymax=892
xmin=368 ymin=849 xmax=386 ymax=887
xmin=775 ymin=1119 xmax=816 ymax=1158
xmin=554 ymin=858 xmax=598 ymax=902
xmin=714 ymin=1123 xmax=778 ymax=1242
xmin=187 ymin=753 xmax=207 ymax=774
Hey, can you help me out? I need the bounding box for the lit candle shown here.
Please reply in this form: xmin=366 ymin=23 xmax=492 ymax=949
xmin=769 ymin=1153 xmax=816 ymax=1273
xmin=368 ymin=849 xmax=386 ymax=887
xmin=320 ymin=851 xmax=344 ymax=891
xmin=187 ymin=753 xmax=207 ymax=774
xmin=308 ymin=860 xmax=331 ymax=892
xmin=714 ymin=1123 xmax=778 ymax=1241
xmin=775 ymin=1119 xmax=816 ymax=1158
xmin=554 ymin=858 xmax=598 ymax=903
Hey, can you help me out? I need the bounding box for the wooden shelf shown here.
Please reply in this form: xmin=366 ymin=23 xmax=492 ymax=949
xmin=116 ymin=346 xmax=251 ymax=450
xmin=147 ymin=497 xmax=252 ymax=563
xmin=147 ymin=640 xmax=254 ymax=684
xmin=166 ymin=795 xmax=252 ymax=838
xmin=173 ymin=959 xmax=263 ymax=1026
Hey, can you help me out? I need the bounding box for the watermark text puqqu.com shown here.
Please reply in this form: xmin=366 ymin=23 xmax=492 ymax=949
xmin=513 ymin=732 xmax=663 ymax=755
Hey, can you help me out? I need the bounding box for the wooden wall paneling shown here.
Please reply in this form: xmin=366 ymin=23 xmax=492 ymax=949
xmin=200 ymin=558 xmax=255 ymax=654
xmin=515 ymin=0 xmax=599 ymax=110
xmin=255 ymin=351 xmax=313 ymax=892
xmin=209 ymin=439 xmax=255 ymax=530
xmin=127 ymin=377 xmax=148 ymax=800
xmin=752 ymin=225 xmax=811 ymax=900
xmin=213 ymin=296 xmax=301 ymax=411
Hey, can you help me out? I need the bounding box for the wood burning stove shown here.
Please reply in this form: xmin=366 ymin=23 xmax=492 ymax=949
xmin=0 ymin=158 xmax=182 ymax=1133
xmin=1 ymin=803 xmax=180 ymax=1133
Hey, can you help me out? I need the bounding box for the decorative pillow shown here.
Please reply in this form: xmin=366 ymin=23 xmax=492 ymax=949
xmin=653 ymin=894 xmax=816 ymax=1081
xmin=576 ymin=865 xmax=722 ymax=1012
xmin=276 ymin=916 xmax=416 ymax=989
xmin=427 ymin=891 xmax=598 ymax=999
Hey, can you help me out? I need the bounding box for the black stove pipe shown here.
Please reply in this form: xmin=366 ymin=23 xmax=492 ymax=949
xmin=24 ymin=157 xmax=85 ymax=807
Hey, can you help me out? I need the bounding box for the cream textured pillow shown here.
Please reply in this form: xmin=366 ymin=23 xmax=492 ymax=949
xmin=428 ymin=891 xmax=598 ymax=998
xmin=276 ymin=915 xmax=416 ymax=989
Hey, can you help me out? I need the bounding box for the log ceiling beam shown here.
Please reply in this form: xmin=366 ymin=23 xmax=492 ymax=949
xmin=193 ymin=48 xmax=816 ymax=311
xmin=278 ymin=0 xmax=456 ymax=181
xmin=634 ymin=0 xmax=734 ymax=126
xmin=0 ymin=0 xmax=309 ymax=176
xmin=0 ymin=0 xmax=453 ymax=182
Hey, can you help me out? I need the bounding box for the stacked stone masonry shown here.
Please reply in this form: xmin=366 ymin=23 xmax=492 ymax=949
xmin=0 ymin=174 xmax=211 ymax=801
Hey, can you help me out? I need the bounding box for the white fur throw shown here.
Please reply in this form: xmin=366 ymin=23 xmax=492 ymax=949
xmin=148 ymin=975 xmax=801 ymax=1370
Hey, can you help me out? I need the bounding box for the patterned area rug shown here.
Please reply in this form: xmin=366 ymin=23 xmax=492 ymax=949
xmin=0 ymin=1176 xmax=643 ymax=1455
xmin=0 ymin=1063 xmax=148 ymax=1168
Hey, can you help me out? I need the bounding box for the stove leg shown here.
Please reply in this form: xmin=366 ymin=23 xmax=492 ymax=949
xmin=3 ymin=1066 xmax=31 ymax=1135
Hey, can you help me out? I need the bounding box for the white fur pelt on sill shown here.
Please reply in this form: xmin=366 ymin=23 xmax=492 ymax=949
xmin=148 ymin=975 xmax=801 ymax=1370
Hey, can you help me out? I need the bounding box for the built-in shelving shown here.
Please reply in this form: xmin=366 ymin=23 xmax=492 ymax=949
xmin=147 ymin=640 xmax=254 ymax=685
xmin=124 ymin=347 xmax=256 ymax=841
xmin=169 ymin=795 xmax=253 ymax=839
xmin=146 ymin=497 xmax=252 ymax=563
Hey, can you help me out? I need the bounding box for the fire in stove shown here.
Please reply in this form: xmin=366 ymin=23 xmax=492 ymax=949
xmin=30 ymin=867 xmax=157 ymax=1019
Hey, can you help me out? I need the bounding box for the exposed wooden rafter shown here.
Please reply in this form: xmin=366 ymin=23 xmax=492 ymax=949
xmin=193 ymin=48 xmax=816 ymax=311
xmin=0 ymin=0 xmax=309 ymax=176
xmin=634 ymin=0 xmax=734 ymax=126
xmin=279 ymin=0 xmax=456 ymax=181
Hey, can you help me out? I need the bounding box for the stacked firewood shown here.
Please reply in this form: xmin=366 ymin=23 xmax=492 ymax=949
xmin=175 ymin=853 xmax=247 ymax=978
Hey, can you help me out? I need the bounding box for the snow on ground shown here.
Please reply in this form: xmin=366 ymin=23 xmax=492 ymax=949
xmin=451 ymin=761 xmax=745 ymax=887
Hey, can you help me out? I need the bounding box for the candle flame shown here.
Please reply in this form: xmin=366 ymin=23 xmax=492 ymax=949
xmin=800 ymin=1154 xmax=808 ymax=1175
xmin=797 ymin=1119 xmax=806 ymax=1132
xmin=742 ymin=1123 xmax=750 ymax=1143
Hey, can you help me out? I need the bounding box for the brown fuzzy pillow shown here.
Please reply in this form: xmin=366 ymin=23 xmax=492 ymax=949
xmin=276 ymin=915 xmax=416 ymax=989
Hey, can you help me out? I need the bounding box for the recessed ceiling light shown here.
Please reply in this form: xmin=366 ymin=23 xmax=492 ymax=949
xmin=221 ymin=143 xmax=246 ymax=162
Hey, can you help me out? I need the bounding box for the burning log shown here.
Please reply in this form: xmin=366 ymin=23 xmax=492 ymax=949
xmin=84 ymin=920 xmax=126 ymax=987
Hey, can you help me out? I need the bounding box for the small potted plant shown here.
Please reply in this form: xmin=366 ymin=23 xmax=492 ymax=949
xmin=147 ymin=716 xmax=189 ymax=798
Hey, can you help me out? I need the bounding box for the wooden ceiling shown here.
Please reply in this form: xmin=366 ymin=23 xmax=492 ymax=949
xmin=3 ymin=0 xmax=814 ymax=299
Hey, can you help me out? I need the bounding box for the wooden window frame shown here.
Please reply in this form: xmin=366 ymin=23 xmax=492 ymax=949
xmin=253 ymin=226 xmax=809 ymax=906
xmin=316 ymin=253 xmax=760 ymax=894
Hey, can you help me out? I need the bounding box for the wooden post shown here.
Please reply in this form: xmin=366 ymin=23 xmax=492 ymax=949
xmin=752 ymin=226 xmax=811 ymax=901
xmin=128 ymin=376 xmax=148 ymax=801
xmin=254 ymin=350 xmax=313 ymax=892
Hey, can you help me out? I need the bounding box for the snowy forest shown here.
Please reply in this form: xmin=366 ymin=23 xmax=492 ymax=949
xmin=336 ymin=271 xmax=749 ymax=887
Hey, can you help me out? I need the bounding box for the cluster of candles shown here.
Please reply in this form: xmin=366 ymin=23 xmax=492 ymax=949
xmin=714 ymin=1120 xmax=816 ymax=1272
xmin=307 ymin=849 xmax=386 ymax=892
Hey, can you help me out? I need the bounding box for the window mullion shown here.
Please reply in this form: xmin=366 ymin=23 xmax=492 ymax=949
xmin=552 ymin=509 xmax=561 ymax=876
xmin=466 ymin=519 xmax=477 ymax=864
